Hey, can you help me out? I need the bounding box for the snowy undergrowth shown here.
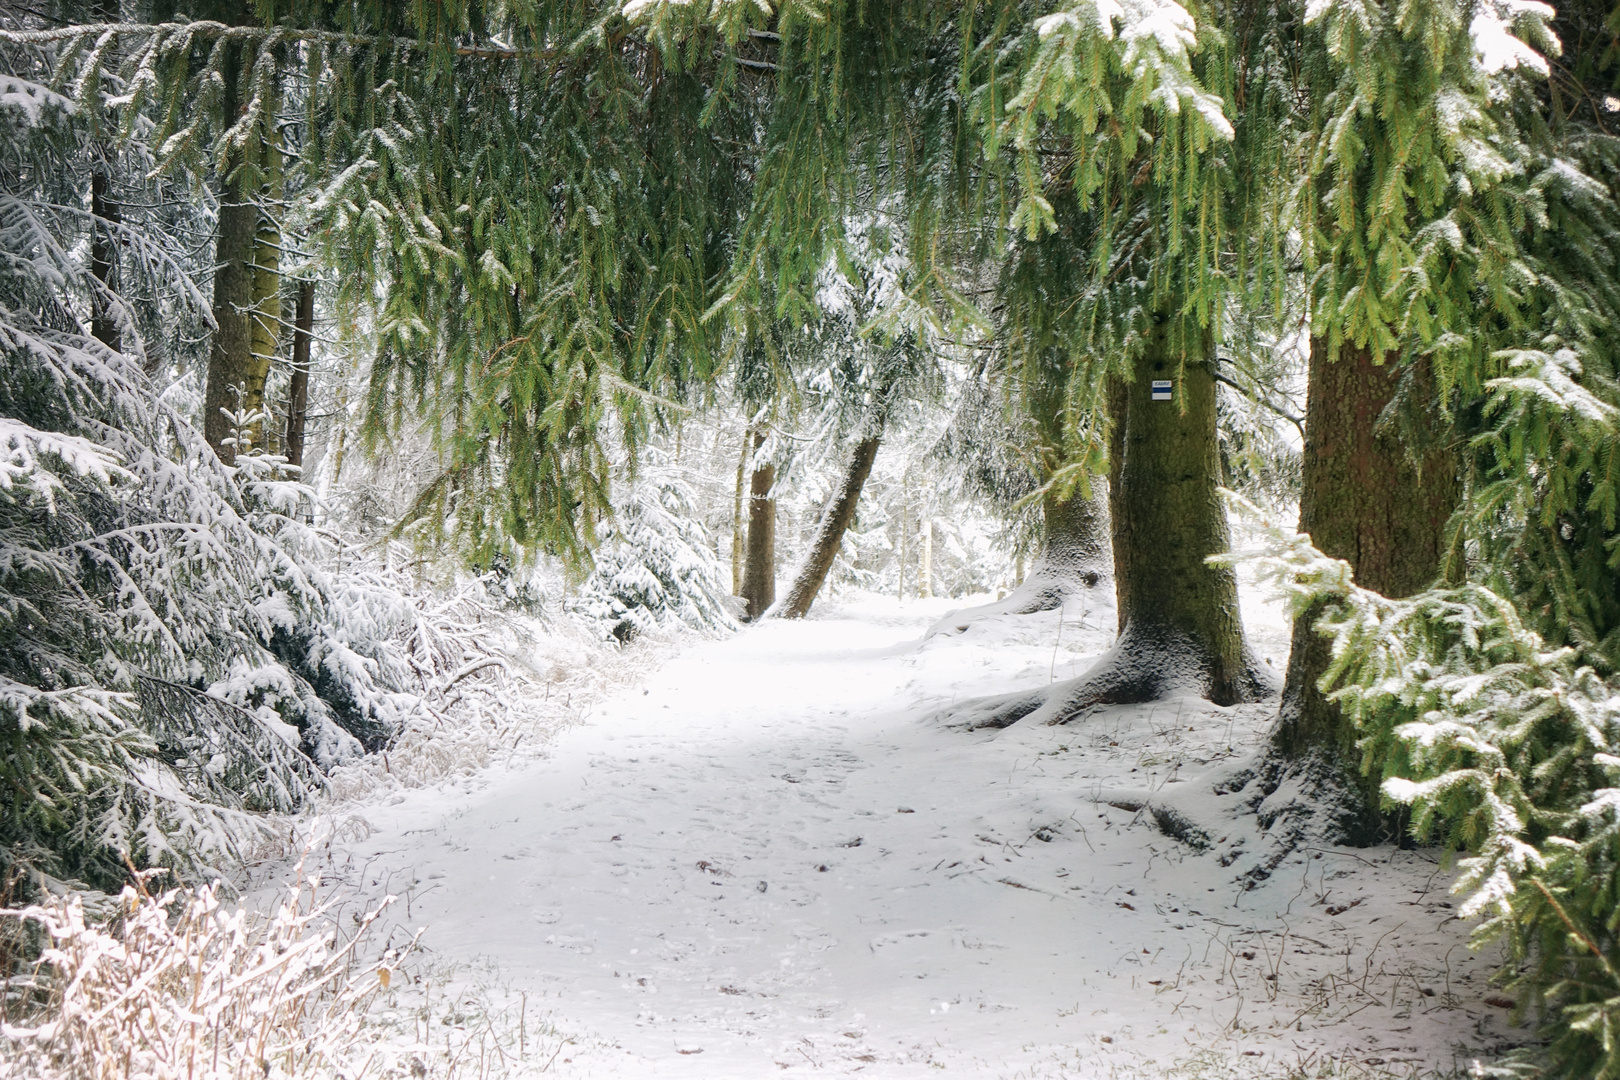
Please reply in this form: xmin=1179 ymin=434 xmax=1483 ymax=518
xmin=0 ymin=565 xmax=680 ymax=1080
xmin=0 ymin=864 xmax=587 ymax=1080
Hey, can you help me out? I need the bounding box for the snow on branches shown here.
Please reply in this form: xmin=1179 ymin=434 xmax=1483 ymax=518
xmin=1230 ymin=493 xmax=1620 ymax=1076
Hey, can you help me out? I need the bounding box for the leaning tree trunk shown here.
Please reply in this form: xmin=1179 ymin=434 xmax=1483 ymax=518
xmin=932 ymin=321 xmax=1271 ymax=729
xmin=772 ymin=433 xmax=883 ymax=619
xmin=1263 ymin=340 xmax=1460 ymax=844
xmin=739 ymin=429 xmax=777 ymax=621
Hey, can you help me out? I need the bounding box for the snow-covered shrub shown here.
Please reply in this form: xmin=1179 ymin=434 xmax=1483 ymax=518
xmin=0 ymin=69 xmax=422 ymax=888
xmin=571 ymin=470 xmax=739 ymax=642
xmin=0 ymin=75 xmax=321 ymax=886
xmin=0 ymin=871 xmax=405 ymax=1080
xmin=1238 ymin=498 xmax=1620 ymax=1078
xmin=320 ymin=559 xmax=637 ymax=800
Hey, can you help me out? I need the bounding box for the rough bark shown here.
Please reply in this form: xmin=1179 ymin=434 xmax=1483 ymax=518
xmin=1260 ymin=340 xmax=1461 ymax=845
xmin=772 ymin=434 xmax=882 ymax=620
xmin=927 ymin=478 xmax=1113 ymax=636
xmin=283 ymin=280 xmax=314 ymax=470
xmin=934 ymin=322 xmax=1272 ymax=729
xmin=241 ymin=143 xmax=283 ymax=454
xmin=1104 ymin=335 xmax=1263 ymax=702
xmin=88 ymin=1 xmax=120 ymax=353
xmin=739 ymin=430 xmax=777 ymax=621
xmin=202 ymin=34 xmax=255 ymax=464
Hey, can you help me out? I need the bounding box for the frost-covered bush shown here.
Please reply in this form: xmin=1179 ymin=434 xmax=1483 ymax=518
xmin=571 ymin=469 xmax=739 ymax=642
xmin=0 ymin=871 xmax=404 ymax=1080
xmin=1241 ymin=500 xmax=1620 ymax=1079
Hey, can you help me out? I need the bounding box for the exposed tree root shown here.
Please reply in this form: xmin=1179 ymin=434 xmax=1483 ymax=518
xmin=1102 ymin=747 xmax=1394 ymax=887
xmin=931 ymin=625 xmax=1276 ymax=731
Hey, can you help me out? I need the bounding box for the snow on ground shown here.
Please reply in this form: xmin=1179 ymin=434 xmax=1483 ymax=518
xmin=306 ymin=579 xmax=1531 ymax=1078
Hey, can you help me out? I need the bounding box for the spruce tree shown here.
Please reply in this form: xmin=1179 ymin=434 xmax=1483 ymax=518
xmin=933 ymin=0 xmax=1273 ymax=725
xmin=1248 ymin=0 xmax=1562 ymax=847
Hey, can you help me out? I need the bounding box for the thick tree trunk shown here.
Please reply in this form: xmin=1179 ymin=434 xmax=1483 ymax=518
xmin=202 ymin=194 xmax=256 ymax=462
xmin=739 ymin=430 xmax=777 ymax=621
xmin=933 ymin=321 xmax=1271 ymax=729
xmin=1093 ymin=325 xmax=1271 ymax=705
xmin=202 ymin=35 xmax=255 ymax=465
xmin=1030 ymin=482 xmax=1111 ymax=602
xmin=772 ymin=433 xmax=882 ymax=619
xmin=926 ymin=478 xmax=1112 ymax=636
xmin=283 ymin=280 xmax=314 ymax=470
xmin=1263 ymin=340 xmax=1461 ymax=843
xmin=242 ymin=143 xmax=283 ymax=455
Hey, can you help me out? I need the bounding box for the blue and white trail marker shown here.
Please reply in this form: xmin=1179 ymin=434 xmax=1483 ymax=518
xmin=1150 ymin=380 xmax=1173 ymax=401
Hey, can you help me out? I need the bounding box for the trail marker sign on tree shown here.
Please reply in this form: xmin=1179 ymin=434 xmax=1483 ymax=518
xmin=1151 ymin=381 xmax=1173 ymax=401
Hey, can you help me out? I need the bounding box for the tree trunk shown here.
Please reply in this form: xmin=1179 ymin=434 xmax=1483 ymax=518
xmin=1107 ymin=373 xmax=1131 ymax=630
xmin=1016 ymin=481 xmax=1112 ymax=612
xmin=897 ymin=496 xmax=908 ymax=600
xmin=202 ymin=33 xmax=255 ymax=465
xmin=739 ymin=430 xmax=777 ymax=621
xmin=731 ymin=430 xmax=749 ymax=594
xmin=919 ymin=519 xmax=932 ymax=598
xmin=772 ymin=433 xmax=882 ymax=619
xmin=926 ymin=478 xmax=1113 ymax=637
xmin=1265 ymin=340 xmax=1460 ymax=843
xmin=283 ymin=280 xmax=314 ymax=470
xmin=90 ymin=169 xmax=120 ymax=351
xmin=930 ymin=322 xmax=1270 ymax=728
xmin=241 ymin=139 xmax=283 ymax=455
xmin=88 ymin=1 xmax=119 ymax=353
xmin=1095 ymin=323 xmax=1270 ymax=705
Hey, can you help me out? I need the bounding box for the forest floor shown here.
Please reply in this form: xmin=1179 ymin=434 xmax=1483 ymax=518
xmin=294 ymin=580 xmax=1533 ymax=1078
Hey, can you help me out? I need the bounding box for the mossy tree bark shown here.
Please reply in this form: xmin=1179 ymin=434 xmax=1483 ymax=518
xmin=202 ymin=29 xmax=256 ymax=464
xmin=933 ymin=321 xmax=1270 ymax=729
xmin=772 ymin=433 xmax=882 ymax=619
xmin=202 ymin=6 xmax=281 ymax=464
xmin=1264 ymin=340 xmax=1460 ymax=843
xmin=1094 ymin=324 xmax=1271 ymax=706
xmin=739 ymin=429 xmax=777 ymax=621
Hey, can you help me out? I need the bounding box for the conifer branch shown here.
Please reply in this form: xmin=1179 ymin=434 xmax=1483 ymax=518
xmin=0 ymin=20 xmax=563 ymax=62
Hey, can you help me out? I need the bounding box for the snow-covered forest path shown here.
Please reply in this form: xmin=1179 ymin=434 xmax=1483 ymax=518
xmin=330 ymin=594 xmax=1525 ymax=1078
